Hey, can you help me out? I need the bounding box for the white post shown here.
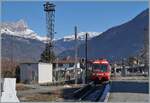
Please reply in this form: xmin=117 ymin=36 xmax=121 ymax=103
xmin=1 ymin=78 xmax=20 ymax=102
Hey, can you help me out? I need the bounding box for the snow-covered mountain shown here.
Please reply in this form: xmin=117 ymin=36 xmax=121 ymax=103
xmin=63 ymin=32 xmax=101 ymax=41
xmin=0 ymin=19 xmax=48 ymax=42
xmin=1 ymin=19 xmax=101 ymax=43
xmin=1 ymin=19 xmax=102 ymax=55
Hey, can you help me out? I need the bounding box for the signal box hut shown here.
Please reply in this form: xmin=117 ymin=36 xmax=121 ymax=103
xmin=20 ymin=62 xmax=52 ymax=84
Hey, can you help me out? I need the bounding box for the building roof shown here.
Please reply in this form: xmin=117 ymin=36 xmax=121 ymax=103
xmin=20 ymin=62 xmax=52 ymax=65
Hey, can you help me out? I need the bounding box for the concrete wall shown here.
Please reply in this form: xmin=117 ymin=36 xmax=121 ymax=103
xmin=38 ymin=63 xmax=53 ymax=84
xmin=20 ymin=63 xmax=38 ymax=83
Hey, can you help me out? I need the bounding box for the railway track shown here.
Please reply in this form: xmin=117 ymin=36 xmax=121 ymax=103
xmin=73 ymin=81 xmax=110 ymax=102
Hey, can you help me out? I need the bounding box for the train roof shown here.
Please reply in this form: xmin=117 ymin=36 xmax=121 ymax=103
xmin=92 ymin=59 xmax=109 ymax=64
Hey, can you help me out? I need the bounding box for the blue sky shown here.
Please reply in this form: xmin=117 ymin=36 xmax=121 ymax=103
xmin=2 ymin=1 xmax=148 ymax=39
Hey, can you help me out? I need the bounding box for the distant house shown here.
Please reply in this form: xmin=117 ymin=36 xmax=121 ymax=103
xmin=20 ymin=62 xmax=52 ymax=84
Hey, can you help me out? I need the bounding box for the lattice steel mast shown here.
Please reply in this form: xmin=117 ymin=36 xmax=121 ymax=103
xmin=41 ymin=2 xmax=55 ymax=63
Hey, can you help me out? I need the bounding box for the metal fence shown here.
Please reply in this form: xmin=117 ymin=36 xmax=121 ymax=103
xmin=111 ymin=65 xmax=149 ymax=77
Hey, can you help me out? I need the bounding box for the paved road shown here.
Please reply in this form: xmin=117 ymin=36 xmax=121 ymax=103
xmin=108 ymin=80 xmax=149 ymax=102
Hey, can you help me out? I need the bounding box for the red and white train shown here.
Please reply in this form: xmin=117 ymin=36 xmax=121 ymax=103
xmin=90 ymin=59 xmax=111 ymax=84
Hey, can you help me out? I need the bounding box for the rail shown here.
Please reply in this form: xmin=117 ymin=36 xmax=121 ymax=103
xmin=73 ymin=81 xmax=110 ymax=102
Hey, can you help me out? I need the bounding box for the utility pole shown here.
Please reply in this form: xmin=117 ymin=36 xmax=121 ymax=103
xmin=75 ymin=26 xmax=78 ymax=84
xmin=11 ymin=35 xmax=14 ymax=77
xmin=113 ymin=63 xmax=117 ymax=77
xmin=81 ymin=58 xmax=85 ymax=84
xmin=121 ymin=58 xmax=126 ymax=77
xmin=144 ymin=28 xmax=149 ymax=75
xmin=85 ymin=33 xmax=88 ymax=84
xmin=56 ymin=57 xmax=59 ymax=81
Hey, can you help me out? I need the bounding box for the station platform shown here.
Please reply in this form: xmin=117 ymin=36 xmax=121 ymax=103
xmin=108 ymin=77 xmax=149 ymax=102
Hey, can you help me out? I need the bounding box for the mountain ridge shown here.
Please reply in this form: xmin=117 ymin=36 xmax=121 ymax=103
xmin=60 ymin=8 xmax=149 ymax=61
xmin=1 ymin=20 xmax=101 ymax=42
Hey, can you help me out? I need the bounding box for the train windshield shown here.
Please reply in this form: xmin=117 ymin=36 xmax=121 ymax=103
xmin=93 ymin=64 xmax=108 ymax=72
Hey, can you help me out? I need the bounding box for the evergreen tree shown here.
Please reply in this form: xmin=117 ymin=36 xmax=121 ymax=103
xmin=40 ymin=43 xmax=55 ymax=63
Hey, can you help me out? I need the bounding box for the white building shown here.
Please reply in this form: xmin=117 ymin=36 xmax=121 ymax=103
xmin=20 ymin=62 xmax=53 ymax=84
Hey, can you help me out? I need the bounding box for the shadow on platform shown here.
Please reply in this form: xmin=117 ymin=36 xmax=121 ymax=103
xmin=61 ymin=87 xmax=80 ymax=100
xmin=110 ymin=81 xmax=149 ymax=94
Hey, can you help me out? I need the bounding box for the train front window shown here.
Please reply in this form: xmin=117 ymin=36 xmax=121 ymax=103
xmin=93 ymin=64 xmax=108 ymax=72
